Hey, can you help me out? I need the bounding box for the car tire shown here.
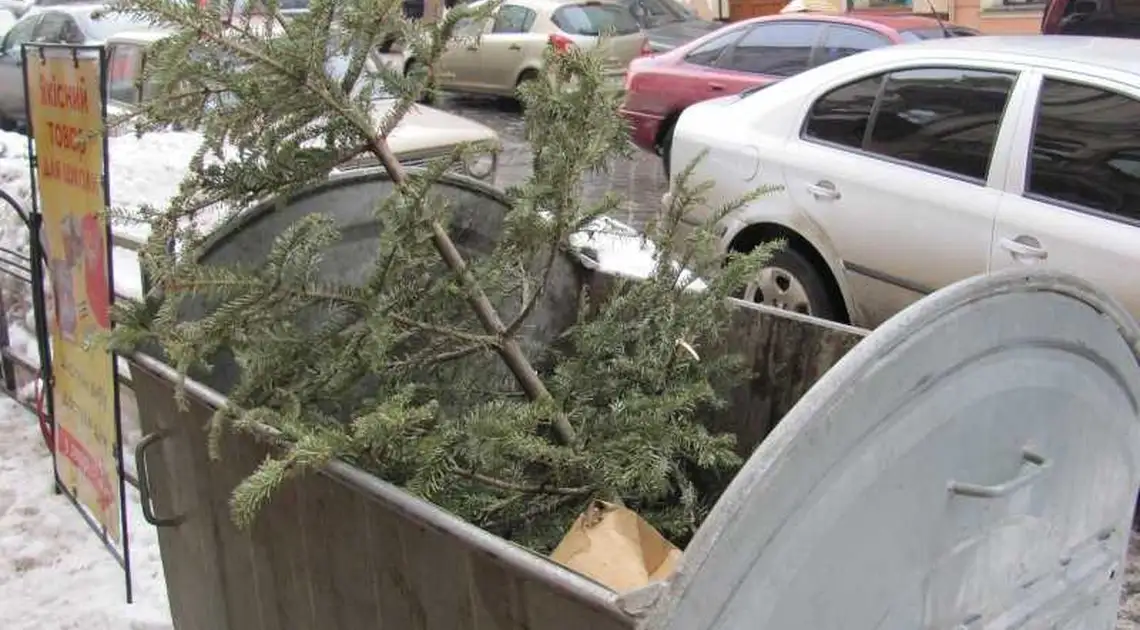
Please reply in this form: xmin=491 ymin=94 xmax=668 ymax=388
xmin=404 ymin=59 xmax=435 ymax=104
xmin=377 ymin=34 xmax=399 ymax=54
xmin=738 ymin=246 xmax=839 ymax=321
xmin=515 ymin=69 xmax=540 ymax=105
xmin=659 ymin=117 xmax=676 ymax=181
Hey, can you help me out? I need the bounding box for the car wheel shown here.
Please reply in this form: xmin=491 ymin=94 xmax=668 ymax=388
xmin=377 ymin=34 xmax=398 ymax=53
xmin=658 ymin=117 xmax=676 ymax=181
xmin=739 ymin=247 xmax=839 ymax=320
xmin=515 ymin=69 xmax=539 ymax=105
xmin=404 ymin=59 xmax=435 ymax=104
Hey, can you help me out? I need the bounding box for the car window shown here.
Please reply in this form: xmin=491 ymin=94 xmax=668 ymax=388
xmin=60 ymin=15 xmax=84 ymax=44
xmin=107 ymin=43 xmax=144 ymax=105
xmin=720 ymin=22 xmax=822 ymax=77
xmin=33 ymin=11 xmax=67 ymax=43
xmin=814 ymin=24 xmax=890 ymax=66
xmin=2 ymin=14 xmax=40 ymax=54
xmin=552 ymin=3 xmax=641 ymax=36
xmin=803 ymin=74 xmax=885 ymax=149
xmin=1025 ymin=78 xmax=1140 ymax=221
xmin=898 ymin=26 xmax=979 ymax=41
xmin=492 ymin=4 xmax=535 ymax=33
xmin=627 ymin=0 xmax=691 ymax=28
xmin=865 ymin=67 xmax=1016 ymax=182
xmin=683 ymin=27 xmax=745 ymax=67
xmin=453 ymin=17 xmax=489 ymax=37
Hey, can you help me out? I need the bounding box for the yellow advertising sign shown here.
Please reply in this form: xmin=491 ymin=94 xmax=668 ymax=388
xmin=27 ymin=50 xmax=122 ymax=544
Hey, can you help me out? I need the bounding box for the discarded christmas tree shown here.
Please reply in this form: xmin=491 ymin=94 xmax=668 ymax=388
xmin=106 ymin=0 xmax=776 ymax=551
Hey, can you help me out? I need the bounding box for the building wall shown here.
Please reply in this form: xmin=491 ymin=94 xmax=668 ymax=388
xmin=951 ymin=0 xmax=1043 ymax=33
xmin=714 ymin=0 xmax=1044 ymax=32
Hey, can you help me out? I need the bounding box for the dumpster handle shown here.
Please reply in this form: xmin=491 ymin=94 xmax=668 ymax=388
xmin=135 ymin=430 xmax=185 ymax=527
xmin=948 ymin=448 xmax=1050 ymax=499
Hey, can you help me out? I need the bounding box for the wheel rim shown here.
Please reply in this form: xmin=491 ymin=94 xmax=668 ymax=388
xmin=743 ymin=266 xmax=813 ymax=315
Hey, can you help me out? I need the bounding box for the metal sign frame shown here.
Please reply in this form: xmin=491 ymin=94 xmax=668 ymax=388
xmin=20 ymin=42 xmax=133 ymax=603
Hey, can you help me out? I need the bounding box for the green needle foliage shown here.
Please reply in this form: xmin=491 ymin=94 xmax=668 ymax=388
xmin=106 ymin=0 xmax=777 ymax=551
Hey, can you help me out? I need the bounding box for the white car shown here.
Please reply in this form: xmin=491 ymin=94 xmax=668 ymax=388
xmin=104 ymin=29 xmax=501 ymax=182
xmin=669 ymin=35 xmax=1140 ymax=328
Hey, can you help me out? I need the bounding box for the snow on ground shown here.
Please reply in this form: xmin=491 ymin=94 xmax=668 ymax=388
xmin=0 ymin=398 xmax=172 ymax=630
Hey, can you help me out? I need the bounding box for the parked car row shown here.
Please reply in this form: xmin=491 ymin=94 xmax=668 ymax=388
xmin=406 ymin=0 xmax=653 ymax=100
xmin=621 ymin=12 xmax=978 ymax=177
xmin=0 ymin=2 xmax=504 ymax=183
xmin=664 ymin=35 xmax=1140 ymax=331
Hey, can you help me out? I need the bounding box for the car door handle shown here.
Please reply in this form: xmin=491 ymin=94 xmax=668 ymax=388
xmin=508 ymin=43 xmax=522 ymax=51
xmin=709 ymin=82 xmax=725 ymax=91
xmin=999 ymin=235 xmax=1048 ymax=261
xmin=806 ymin=180 xmax=841 ymax=201
xmin=467 ymin=45 xmax=479 ymax=51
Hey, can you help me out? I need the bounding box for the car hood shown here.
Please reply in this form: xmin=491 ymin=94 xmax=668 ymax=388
xmin=376 ymin=101 xmax=499 ymax=158
xmin=106 ymin=100 xmax=500 ymax=159
xmin=646 ymin=19 xmax=722 ymax=52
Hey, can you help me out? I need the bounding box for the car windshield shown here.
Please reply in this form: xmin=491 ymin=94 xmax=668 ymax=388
xmin=551 ymin=3 xmax=642 ymax=36
xmin=898 ymin=26 xmax=979 ymax=41
xmin=325 ymin=50 xmax=391 ymax=99
xmin=623 ymin=0 xmax=692 ymax=27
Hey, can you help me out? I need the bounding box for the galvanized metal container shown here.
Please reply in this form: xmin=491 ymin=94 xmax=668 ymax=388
xmin=128 ymin=171 xmax=1140 ymax=629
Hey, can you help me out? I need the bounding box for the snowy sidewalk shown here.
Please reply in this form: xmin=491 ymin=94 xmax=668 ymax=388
xmin=0 ymin=397 xmax=171 ymax=630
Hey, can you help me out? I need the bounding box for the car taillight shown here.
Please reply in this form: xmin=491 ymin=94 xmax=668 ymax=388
xmin=548 ymin=33 xmax=575 ymax=53
xmin=640 ymin=38 xmax=652 ymax=56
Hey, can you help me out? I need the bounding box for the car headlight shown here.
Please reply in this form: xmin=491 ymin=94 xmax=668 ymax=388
xmin=463 ymin=151 xmax=497 ymax=181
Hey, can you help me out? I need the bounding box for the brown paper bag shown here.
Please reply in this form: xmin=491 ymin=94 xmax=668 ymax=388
xmin=549 ymin=499 xmax=683 ymax=593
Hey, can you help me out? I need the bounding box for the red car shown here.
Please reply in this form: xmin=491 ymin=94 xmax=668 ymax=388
xmin=621 ymin=12 xmax=978 ymax=175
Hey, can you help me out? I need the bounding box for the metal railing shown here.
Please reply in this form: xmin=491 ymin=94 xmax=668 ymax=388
xmin=0 ymin=186 xmax=140 ymax=489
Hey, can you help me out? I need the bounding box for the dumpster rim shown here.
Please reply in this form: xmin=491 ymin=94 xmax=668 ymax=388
xmin=193 ymin=166 xmax=507 ymax=262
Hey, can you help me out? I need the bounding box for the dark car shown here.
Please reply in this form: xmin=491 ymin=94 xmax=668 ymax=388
xmin=1040 ymin=0 xmax=1140 ymax=38
xmin=621 ymin=0 xmax=722 ymax=52
xmin=0 ymin=3 xmax=151 ymax=129
xmin=621 ymin=12 xmax=978 ymax=176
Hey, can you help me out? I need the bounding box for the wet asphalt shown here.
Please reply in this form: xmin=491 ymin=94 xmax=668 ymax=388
xmin=431 ymin=93 xmax=669 ymax=231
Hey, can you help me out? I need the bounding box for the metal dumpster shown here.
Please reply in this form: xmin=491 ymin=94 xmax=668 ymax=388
xmin=128 ymin=170 xmax=1140 ymax=630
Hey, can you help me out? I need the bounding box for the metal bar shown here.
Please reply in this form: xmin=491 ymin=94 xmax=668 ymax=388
xmin=0 ymin=245 xmax=31 ymax=261
xmin=0 ymin=253 xmax=31 ymax=267
xmin=93 ymin=41 xmax=134 ymax=605
xmin=0 ymin=268 xmax=32 ymax=283
xmin=0 ymin=188 xmax=31 ymax=234
xmin=0 ymin=291 xmax=17 ymax=393
xmin=20 ymin=43 xmax=57 ymax=465
xmin=2 ymin=348 xmax=38 ymax=373
xmin=55 ymin=480 xmax=128 ymax=568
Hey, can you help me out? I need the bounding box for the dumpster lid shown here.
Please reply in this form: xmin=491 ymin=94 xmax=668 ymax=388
xmin=641 ymin=269 xmax=1140 ymax=630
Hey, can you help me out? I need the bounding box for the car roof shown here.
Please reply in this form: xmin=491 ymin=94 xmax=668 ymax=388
xmin=27 ymin=2 xmax=104 ymax=15
xmin=877 ymin=34 xmax=1140 ymax=76
xmin=749 ymin=11 xmax=955 ymax=33
xmin=104 ymin=29 xmax=170 ymax=44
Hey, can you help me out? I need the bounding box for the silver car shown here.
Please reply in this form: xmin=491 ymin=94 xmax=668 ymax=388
xmin=406 ymin=0 xmax=650 ymax=99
